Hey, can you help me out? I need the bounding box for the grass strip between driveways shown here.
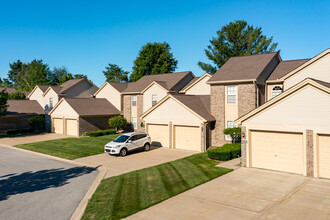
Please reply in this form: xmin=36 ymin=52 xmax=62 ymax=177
xmin=14 ymin=134 xmax=119 ymax=160
xmin=82 ymin=153 xmax=232 ymax=220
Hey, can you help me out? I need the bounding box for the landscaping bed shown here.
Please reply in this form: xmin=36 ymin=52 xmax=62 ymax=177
xmin=207 ymin=143 xmax=241 ymax=161
xmin=82 ymin=153 xmax=232 ymax=220
xmin=14 ymin=134 xmax=119 ymax=159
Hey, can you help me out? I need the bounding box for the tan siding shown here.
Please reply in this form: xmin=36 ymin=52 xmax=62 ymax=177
xmin=95 ymin=83 xmax=121 ymax=111
xmin=185 ymin=75 xmax=211 ymax=95
xmin=29 ymin=87 xmax=45 ymax=109
xmin=143 ymin=84 xmax=167 ymax=112
xmin=44 ymin=88 xmax=59 ymax=113
xmin=50 ymin=100 xmax=79 ymax=118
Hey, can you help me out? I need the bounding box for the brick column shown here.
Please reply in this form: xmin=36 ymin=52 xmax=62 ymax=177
xmin=201 ymin=123 xmax=206 ymax=152
xmin=306 ymin=130 xmax=314 ymax=177
xmin=241 ymin=126 xmax=247 ymax=167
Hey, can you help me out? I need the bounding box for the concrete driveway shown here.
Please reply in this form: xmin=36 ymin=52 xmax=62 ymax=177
xmin=0 ymin=133 xmax=69 ymax=147
xmin=75 ymin=147 xmax=196 ymax=178
xmin=127 ymin=168 xmax=330 ymax=220
xmin=0 ymin=146 xmax=98 ymax=220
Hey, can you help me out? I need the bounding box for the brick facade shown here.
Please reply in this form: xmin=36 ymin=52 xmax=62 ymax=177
xmin=238 ymin=83 xmax=257 ymax=117
xmin=137 ymin=95 xmax=143 ymax=131
xmin=306 ymin=130 xmax=314 ymax=177
xmin=210 ymin=85 xmax=226 ymax=146
xmin=78 ymin=116 xmax=114 ymax=135
xmin=0 ymin=114 xmax=45 ymax=134
xmin=123 ymin=95 xmax=131 ymax=123
xmin=241 ymin=126 xmax=247 ymax=167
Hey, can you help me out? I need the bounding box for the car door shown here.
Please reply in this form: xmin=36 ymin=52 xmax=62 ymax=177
xmin=126 ymin=135 xmax=138 ymax=151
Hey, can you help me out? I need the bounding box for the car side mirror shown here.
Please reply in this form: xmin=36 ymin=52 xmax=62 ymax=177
xmin=128 ymin=140 xmax=132 ymax=143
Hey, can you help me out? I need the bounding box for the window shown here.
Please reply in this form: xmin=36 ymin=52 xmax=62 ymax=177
xmin=227 ymin=85 xmax=237 ymax=104
xmin=152 ymin=94 xmax=157 ymax=106
xmin=226 ymin=121 xmax=235 ymax=138
xmin=132 ymin=96 xmax=137 ymax=106
xmin=272 ymin=86 xmax=283 ymax=98
xmin=129 ymin=135 xmax=137 ymax=142
xmin=49 ymin=97 xmax=53 ymax=108
xmin=132 ymin=117 xmax=137 ymax=129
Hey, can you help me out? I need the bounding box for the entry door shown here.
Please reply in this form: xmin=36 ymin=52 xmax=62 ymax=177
xmin=251 ymin=130 xmax=303 ymax=174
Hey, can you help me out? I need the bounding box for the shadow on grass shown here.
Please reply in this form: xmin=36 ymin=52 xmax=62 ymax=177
xmin=0 ymin=166 xmax=96 ymax=201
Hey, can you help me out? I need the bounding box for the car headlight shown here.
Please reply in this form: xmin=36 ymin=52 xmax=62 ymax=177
xmin=114 ymin=145 xmax=121 ymax=148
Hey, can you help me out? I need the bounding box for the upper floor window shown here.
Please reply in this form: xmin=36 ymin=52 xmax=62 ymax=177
xmin=132 ymin=96 xmax=137 ymax=106
xmin=132 ymin=117 xmax=137 ymax=129
xmin=227 ymin=85 xmax=237 ymax=104
xmin=49 ymin=97 xmax=53 ymax=108
xmin=272 ymin=86 xmax=283 ymax=98
xmin=152 ymin=94 xmax=157 ymax=106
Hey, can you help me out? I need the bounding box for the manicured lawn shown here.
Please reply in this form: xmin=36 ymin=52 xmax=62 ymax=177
xmin=82 ymin=153 xmax=232 ymax=220
xmin=14 ymin=134 xmax=119 ymax=160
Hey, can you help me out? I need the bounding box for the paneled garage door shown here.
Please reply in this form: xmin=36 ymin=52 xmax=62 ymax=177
xmin=318 ymin=135 xmax=330 ymax=178
xmin=65 ymin=119 xmax=78 ymax=136
xmin=53 ymin=118 xmax=64 ymax=134
xmin=174 ymin=126 xmax=201 ymax=151
xmin=147 ymin=124 xmax=169 ymax=148
xmin=251 ymin=130 xmax=303 ymax=174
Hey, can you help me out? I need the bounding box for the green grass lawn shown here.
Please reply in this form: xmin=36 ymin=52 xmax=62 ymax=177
xmin=82 ymin=153 xmax=232 ymax=220
xmin=14 ymin=134 xmax=119 ymax=160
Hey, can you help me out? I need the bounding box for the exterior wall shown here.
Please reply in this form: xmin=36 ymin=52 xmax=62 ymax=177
xmin=0 ymin=114 xmax=45 ymax=134
xmin=210 ymin=85 xmax=226 ymax=146
xmin=29 ymin=87 xmax=45 ymax=109
xmin=122 ymin=95 xmax=132 ymax=130
xmin=238 ymin=83 xmax=257 ymax=117
xmin=185 ymin=75 xmax=211 ymax=95
xmin=44 ymin=88 xmax=59 ymax=114
xmin=95 ymin=83 xmax=121 ymax=111
xmin=225 ymin=85 xmax=238 ymax=142
xmin=143 ymin=84 xmax=167 ymax=112
xmin=79 ymin=116 xmax=114 ymax=135
xmin=284 ymin=53 xmax=330 ymax=89
xmin=266 ymin=83 xmax=283 ymax=101
xmin=65 ymin=80 xmax=98 ymax=98
xmin=49 ymin=100 xmax=79 ymax=118
xmin=137 ymin=95 xmax=144 ymax=131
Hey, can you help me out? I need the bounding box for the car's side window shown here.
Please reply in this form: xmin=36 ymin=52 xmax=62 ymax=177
xmin=130 ymin=135 xmax=138 ymax=142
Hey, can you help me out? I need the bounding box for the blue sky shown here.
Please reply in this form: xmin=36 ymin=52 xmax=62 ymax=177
xmin=0 ymin=0 xmax=329 ymax=87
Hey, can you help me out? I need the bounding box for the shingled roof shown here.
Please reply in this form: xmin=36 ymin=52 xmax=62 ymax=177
xmin=108 ymin=82 xmax=130 ymax=92
xmin=208 ymin=52 xmax=279 ymax=83
xmin=64 ymin=98 xmax=120 ymax=116
xmin=6 ymin=100 xmax=44 ymax=115
xmin=0 ymin=87 xmax=17 ymax=94
xmin=122 ymin=71 xmax=193 ymax=93
xmin=267 ymin=59 xmax=311 ymax=81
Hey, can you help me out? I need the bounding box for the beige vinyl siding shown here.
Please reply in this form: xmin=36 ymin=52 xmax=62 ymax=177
xmin=318 ymin=135 xmax=330 ymax=179
xmin=65 ymin=119 xmax=78 ymax=136
xmin=185 ymin=75 xmax=211 ymax=95
xmin=50 ymin=100 xmax=78 ymax=118
xmin=250 ymin=130 xmax=303 ymax=174
xmin=174 ymin=126 xmax=201 ymax=151
xmin=95 ymin=83 xmax=121 ymax=111
xmin=53 ymin=118 xmax=64 ymax=134
xmin=28 ymin=87 xmax=45 ymax=109
xmin=147 ymin=124 xmax=169 ymax=148
xmin=43 ymin=88 xmax=59 ymax=113
xmin=143 ymin=84 xmax=167 ymax=112
xmin=284 ymin=53 xmax=330 ymax=89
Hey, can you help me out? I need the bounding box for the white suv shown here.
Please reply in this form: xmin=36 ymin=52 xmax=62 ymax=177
xmin=104 ymin=132 xmax=151 ymax=157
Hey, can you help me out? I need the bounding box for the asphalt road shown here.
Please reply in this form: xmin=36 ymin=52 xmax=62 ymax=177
xmin=0 ymin=146 xmax=98 ymax=220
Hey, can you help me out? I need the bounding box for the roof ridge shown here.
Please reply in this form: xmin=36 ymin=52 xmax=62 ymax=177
xmin=281 ymin=58 xmax=311 ymax=62
xmin=230 ymin=52 xmax=278 ymax=59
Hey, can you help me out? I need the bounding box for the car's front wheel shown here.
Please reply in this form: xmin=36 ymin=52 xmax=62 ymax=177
xmin=144 ymin=143 xmax=150 ymax=151
xmin=119 ymin=148 xmax=127 ymax=157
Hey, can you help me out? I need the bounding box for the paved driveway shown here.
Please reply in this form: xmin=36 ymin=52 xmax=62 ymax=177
xmin=0 ymin=133 xmax=69 ymax=147
xmin=127 ymin=168 xmax=330 ymax=220
xmin=0 ymin=146 xmax=98 ymax=220
xmin=75 ymin=147 xmax=196 ymax=178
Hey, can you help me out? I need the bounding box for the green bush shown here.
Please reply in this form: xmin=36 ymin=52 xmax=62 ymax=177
xmin=86 ymin=129 xmax=117 ymax=137
xmin=108 ymin=115 xmax=127 ymax=131
xmin=28 ymin=115 xmax=44 ymax=131
xmin=81 ymin=132 xmax=89 ymax=136
xmin=207 ymin=143 xmax=241 ymax=161
xmin=7 ymin=128 xmax=34 ymax=135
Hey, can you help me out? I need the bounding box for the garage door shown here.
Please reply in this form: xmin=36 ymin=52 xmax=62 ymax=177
xmin=174 ymin=126 xmax=201 ymax=152
xmin=53 ymin=118 xmax=63 ymax=134
xmin=318 ymin=135 xmax=330 ymax=178
xmin=147 ymin=124 xmax=169 ymax=148
xmin=65 ymin=119 xmax=78 ymax=136
xmin=251 ymin=130 xmax=303 ymax=174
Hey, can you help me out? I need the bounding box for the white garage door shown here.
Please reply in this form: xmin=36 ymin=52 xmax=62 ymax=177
xmin=53 ymin=118 xmax=64 ymax=134
xmin=318 ymin=135 xmax=330 ymax=179
xmin=147 ymin=124 xmax=169 ymax=148
xmin=65 ymin=119 xmax=78 ymax=136
xmin=251 ymin=130 xmax=303 ymax=174
xmin=174 ymin=126 xmax=201 ymax=152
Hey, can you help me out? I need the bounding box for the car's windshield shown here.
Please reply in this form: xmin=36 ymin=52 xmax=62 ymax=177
xmin=113 ymin=135 xmax=130 ymax=143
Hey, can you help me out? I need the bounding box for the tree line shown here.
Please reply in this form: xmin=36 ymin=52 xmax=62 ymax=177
xmin=1 ymin=20 xmax=278 ymax=92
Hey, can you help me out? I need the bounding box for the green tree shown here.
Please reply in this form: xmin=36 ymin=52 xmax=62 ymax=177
xmin=198 ymin=20 xmax=278 ymax=73
xmin=0 ymin=77 xmax=13 ymax=87
xmin=130 ymin=42 xmax=178 ymax=82
xmin=73 ymin=74 xmax=87 ymax=79
xmin=48 ymin=66 xmax=71 ymax=85
xmin=8 ymin=92 xmax=26 ymax=100
xmin=223 ymin=127 xmax=241 ymax=143
xmin=7 ymin=60 xmax=24 ymax=86
xmin=0 ymin=90 xmax=9 ymax=117
xmin=108 ymin=115 xmax=127 ymax=132
xmin=28 ymin=115 xmax=45 ymax=131
xmin=103 ymin=64 xmax=129 ymax=82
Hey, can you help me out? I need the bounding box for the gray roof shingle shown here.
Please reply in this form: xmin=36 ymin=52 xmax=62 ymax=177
xmin=267 ymin=59 xmax=310 ymax=81
xmin=6 ymin=100 xmax=44 ymax=115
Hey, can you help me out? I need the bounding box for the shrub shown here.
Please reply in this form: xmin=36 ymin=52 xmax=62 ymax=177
xmin=223 ymin=127 xmax=241 ymax=143
xmin=108 ymin=115 xmax=127 ymax=131
xmin=28 ymin=115 xmax=44 ymax=131
xmin=207 ymin=143 xmax=241 ymax=161
xmin=7 ymin=128 xmax=34 ymax=135
xmin=81 ymin=132 xmax=89 ymax=136
xmin=86 ymin=129 xmax=117 ymax=137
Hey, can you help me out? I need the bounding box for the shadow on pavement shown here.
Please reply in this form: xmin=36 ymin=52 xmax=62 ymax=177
xmin=0 ymin=166 xmax=96 ymax=201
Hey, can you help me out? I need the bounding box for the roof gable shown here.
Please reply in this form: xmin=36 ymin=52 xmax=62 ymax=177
xmin=180 ymin=73 xmax=211 ymax=94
